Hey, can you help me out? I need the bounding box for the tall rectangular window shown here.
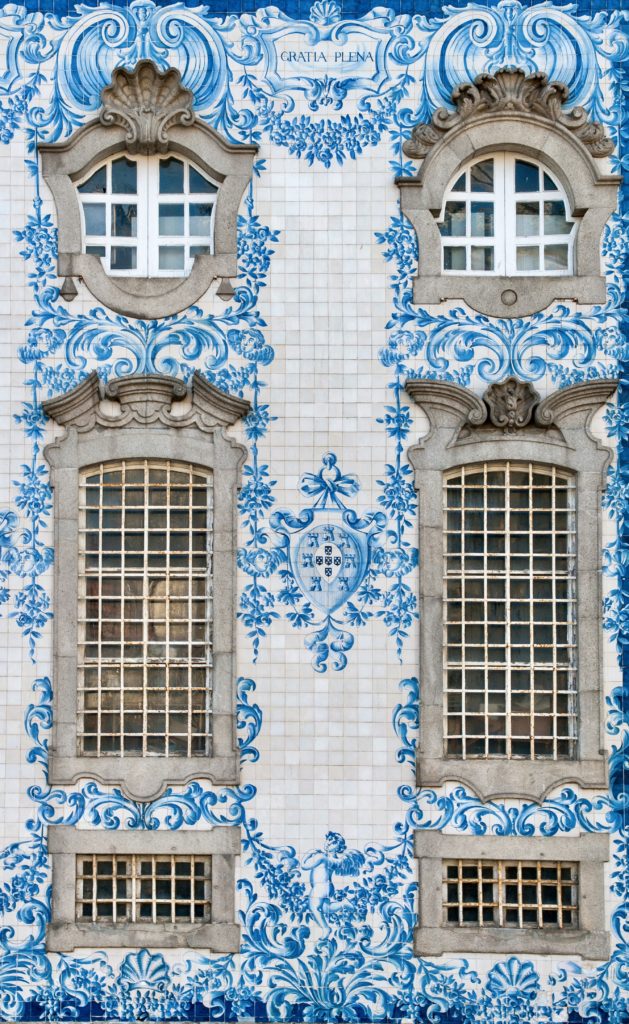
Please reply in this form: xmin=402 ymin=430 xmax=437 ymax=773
xmin=444 ymin=462 xmax=577 ymax=759
xmin=78 ymin=459 xmax=213 ymax=757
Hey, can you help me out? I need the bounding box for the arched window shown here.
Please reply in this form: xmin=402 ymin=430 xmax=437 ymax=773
xmin=405 ymin=375 xmax=616 ymax=800
xmin=439 ymin=155 xmax=575 ymax=276
xmin=397 ymin=68 xmax=619 ymax=317
xmin=43 ymin=371 xmax=250 ymax=801
xmin=39 ymin=60 xmax=257 ymax=319
xmin=78 ymin=155 xmax=218 ymax=277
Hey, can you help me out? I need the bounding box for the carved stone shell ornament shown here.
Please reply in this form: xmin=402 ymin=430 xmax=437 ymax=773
xmin=483 ymin=377 xmax=540 ymax=433
xmin=99 ymin=59 xmax=196 ymax=155
xmin=403 ymin=67 xmax=614 ymax=161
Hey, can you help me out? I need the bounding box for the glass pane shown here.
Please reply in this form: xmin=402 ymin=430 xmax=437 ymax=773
xmin=440 ymin=201 xmax=466 ymax=237
xmin=470 ymin=159 xmax=494 ymax=192
xmin=515 ymin=160 xmax=539 ymax=192
xmin=160 ymin=157 xmax=184 ymax=194
xmin=451 ymin=172 xmax=465 ymax=192
xmin=78 ymin=166 xmax=107 ymax=193
xmin=111 ymin=246 xmax=137 ymax=271
xmin=516 ymin=202 xmax=539 ymax=236
xmin=159 ymin=203 xmax=185 ymax=235
xmin=443 ymin=246 xmax=466 ymax=270
xmin=471 ymin=246 xmax=494 ymax=271
xmin=516 ymin=246 xmax=540 ymax=271
xmin=159 ymin=246 xmax=185 ymax=270
xmin=83 ymin=203 xmax=106 ymax=236
xmin=189 ymin=166 xmax=217 ymax=193
xmin=189 ymin=203 xmax=214 ymax=236
xmin=111 ymin=204 xmax=137 ymax=237
xmin=86 ymin=245 xmax=106 ymax=257
xmin=470 ymin=202 xmax=494 ymax=237
xmin=543 ymin=172 xmax=557 ymax=191
xmin=544 ymin=201 xmax=571 ymax=235
xmin=544 ymin=244 xmax=568 ymax=270
xmin=190 ymin=245 xmax=212 ymax=258
xmin=111 ymin=157 xmax=137 ymax=194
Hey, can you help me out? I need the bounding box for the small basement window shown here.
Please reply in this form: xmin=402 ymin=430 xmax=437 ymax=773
xmin=443 ymin=859 xmax=578 ymax=929
xmin=77 ymin=854 xmax=212 ymax=924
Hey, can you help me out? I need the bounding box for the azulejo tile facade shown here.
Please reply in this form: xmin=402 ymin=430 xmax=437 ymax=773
xmin=0 ymin=0 xmax=627 ymax=1019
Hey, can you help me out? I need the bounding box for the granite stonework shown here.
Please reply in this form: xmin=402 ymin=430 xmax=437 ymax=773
xmin=0 ymin=0 xmax=627 ymax=1020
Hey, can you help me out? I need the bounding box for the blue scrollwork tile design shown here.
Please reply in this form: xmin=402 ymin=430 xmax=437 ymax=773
xmin=0 ymin=0 xmax=626 ymax=1019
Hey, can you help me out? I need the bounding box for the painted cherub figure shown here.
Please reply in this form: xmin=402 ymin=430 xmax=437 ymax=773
xmin=303 ymin=831 xmax=365 ymax=937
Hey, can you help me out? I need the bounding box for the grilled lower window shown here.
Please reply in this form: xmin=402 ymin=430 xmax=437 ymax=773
xmin=444 ymin=462 xmax=577 ymax=759
xmin=78 ymin=459 xmax=213 ymax=757
xmin=444 ymin=859 xmax=577 ymax=929
xmin=77 ymin=855 xmax=212 ymax=924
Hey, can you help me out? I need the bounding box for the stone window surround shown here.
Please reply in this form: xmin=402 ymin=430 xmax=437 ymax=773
xmin=39 ymin=60 xmax=258 ymax=320
xmin=414 ymin=831 xmax=610 ymax=960
xmin=396 ymin=68 xmax=620 ymax=318
xmin=47 ymin=825 xmax=241 ymax=952
xmin=43 ymin=371 xmax=250 ymax=801
xmin=405 ymin=377 xmax=617 ymax=801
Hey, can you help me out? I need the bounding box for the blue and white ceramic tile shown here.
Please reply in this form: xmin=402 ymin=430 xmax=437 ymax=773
xmin=0 ymin=0 xmax=626 ymax=1018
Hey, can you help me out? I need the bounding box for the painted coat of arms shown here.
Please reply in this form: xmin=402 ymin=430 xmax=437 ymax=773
xmin=271 ymin=453 xmax=385 ymax=672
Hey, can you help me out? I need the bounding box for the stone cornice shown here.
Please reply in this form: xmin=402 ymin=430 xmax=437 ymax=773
xmin=43 ymin=371 xmax=251 ymax=433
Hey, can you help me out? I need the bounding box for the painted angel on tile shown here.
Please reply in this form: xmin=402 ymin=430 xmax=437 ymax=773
xmin=303 ymin=831 xmax=365 ymax=937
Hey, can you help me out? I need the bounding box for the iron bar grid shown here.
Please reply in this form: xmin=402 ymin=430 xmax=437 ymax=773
xmin=443 ymin=859 xmax=578 ymax=929
xmin=76 ymin=854 xmax=212 ymax=924
xmin=78 ymin=459 xmax=213 ymax=757
xmin=444 ymin=461 xmax=577 ymax=759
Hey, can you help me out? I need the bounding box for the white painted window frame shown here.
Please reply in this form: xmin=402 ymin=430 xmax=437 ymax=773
xmin=79 ymin=155 xmax=219 ymax=278
xmin=439 ymin=154 xmax=576 ymax=278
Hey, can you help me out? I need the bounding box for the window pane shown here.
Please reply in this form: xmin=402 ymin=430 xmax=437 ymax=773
xmin=451 ymin=172 xmax=466 ymax=192
xmin=86 ymin=245 xmax=106 ymax=258
xmin=159 ymin=246 xmax=185 ymax=271
xmin=111 ymin=204 xmax=137 ymax=237
xmin=470 ymin=159 xmax=493 ymax=192
xmin=83 ymin=203 xmax=106 ymax=236
xmin=440 ymin=201 xmax=466 ymax=237
xmin=515 ymin=160 xmax=539 ymax=192
xmin=190 ymin=245 xmax=212 ymax=257
xmin=471 ymin=246 xmax=494 ymax=271
xmin=111 ymin=157 xmax=137 ymax=194
xmin=516 ymin=202 xmax=539 ymax=237
xmin=159 ymin=204 xmax=185 ymax=236
xmin=443 ymin=246 xmax=466 ymax=270
xmin=189 ymin=166 xmax=218 ymax=193
xmin=543 ymin=172 xmax=558 ymax=191
xmin=79 ymin=166 xmax=107 ymax=193
xmin=160 ymin=157 xmax=184 ymax=194
xmin=544 ymin=244 xmax=569 ymax=270
xmin=516 ymin=246 xmax=539 ymax=271
xmin=544 ymin=201 xmax=571 ymax=235
xmin=470 ymin=202 xmax=494 ymax=237
xmin=111 ymin=246 xmax=137 ymax=271
xmin=189 ymin=203 xmax=214 ymax=236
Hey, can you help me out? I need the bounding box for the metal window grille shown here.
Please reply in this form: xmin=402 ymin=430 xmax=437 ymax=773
xmin=444 ymin=462 xmax=577 ymax=759
xmin=76 ymin=854 xmax=212 ymax=924
xmin=78 ymin=459 xmax=213 ymax=757
xmin=443 ymin=859 xmax=578 ymax=929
